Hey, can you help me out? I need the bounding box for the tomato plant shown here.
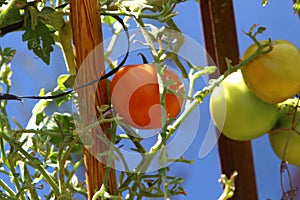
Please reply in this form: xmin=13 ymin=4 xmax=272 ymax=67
xmin=110 ymin=64 xmax=185 ymax=129
xmin=269 ymin=98 xmax=300 ymax=166
xmin=1 ymin=0 xmax=299 ymax=199
xmin=209 ymin=70 xmax=279 ymax=141
xmin=241 ymin=40 xmax=300 ymax=104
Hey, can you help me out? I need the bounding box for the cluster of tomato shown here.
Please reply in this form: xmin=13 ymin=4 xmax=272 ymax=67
xmin=109 ymin=40 xmax=300 ymax=166
xmin=210 ymin=40 xmax=300 ymax=166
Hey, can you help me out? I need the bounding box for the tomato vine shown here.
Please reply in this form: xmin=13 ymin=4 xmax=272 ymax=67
xmin=0 ymin=0 xmax=298 ymax=200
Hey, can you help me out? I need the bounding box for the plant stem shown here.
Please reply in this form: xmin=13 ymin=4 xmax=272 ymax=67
xmin=218 ymin=171 xmax=238 ymax=200
xmin=0 ymin=179 xmax=15 ymax=196
xmin=66 ymin=159 xmax=83 ymax=185
xmin=55 ymin=20 xmax=76 ymax=76
xmin=9 ymin=160 xmax=25 ymax=200
xmin=0 ymin=132 xmax=60 ymax=196
xmin=104 ymin=16 xmax=131 ymax=70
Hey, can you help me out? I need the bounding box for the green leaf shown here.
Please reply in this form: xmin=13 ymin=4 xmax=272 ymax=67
xmin=38 ymin=7 xmax=65 ymax=31
xmin=27 ymin=6 xmax=38 ymax=30
xmin=0 ymin=47 xmax=16 ymax=67
xmin=51 ymin=87 xmax=71 ymax=106
xmin=22 ymin=6 xmax=55 ymax=65
xmin=57 ymin=74 xmax=70 ymax=91
xmin=101 ymin=15 xmax=116 ymax=25
xmin=37 ymin=113 xmax=76 ymax=146
xmin=57 ymin=74 xmax=74 ymax=91
xmin=256 ymin=26 xmax=266 ymax=34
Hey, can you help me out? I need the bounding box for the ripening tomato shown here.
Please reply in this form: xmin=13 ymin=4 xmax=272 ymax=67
xmin=241 ymin=40 xmax=300 ymax=104
xmin=210 ymin=70 xmax=279 ymax=141
xmin=269 ymin=98 xmax=300 ymax=166
xmin=110 ymin=64 xmax=185 ymax=129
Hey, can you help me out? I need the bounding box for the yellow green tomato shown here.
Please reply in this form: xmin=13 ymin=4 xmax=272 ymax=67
xmin=210 ymin=70 xmax=279 ymax=141
xmin=241 ymin=40 xmax=300 ymax=104
xmin=269 ymin=98 xmax=300 ymax=166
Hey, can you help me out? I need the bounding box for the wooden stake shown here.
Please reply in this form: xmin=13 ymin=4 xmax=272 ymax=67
xmin=69 ymin=0 xmax=116 ymax=199
xmin=200 ymin=1 xmax=258 ymax=199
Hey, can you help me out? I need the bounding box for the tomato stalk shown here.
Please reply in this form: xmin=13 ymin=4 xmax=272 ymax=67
xmin=217 ymin=171 xmax=238 ymax=200
xmin=104 ymin=16 xmax=131 ymax=70
xmin=54 ymin=20 xmax=76 ymax=76
xmin=0 ymin=131 xmax=60 ymax=196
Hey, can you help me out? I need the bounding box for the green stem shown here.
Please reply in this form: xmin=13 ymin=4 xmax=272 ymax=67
xmin=134 ymin=17 xmax=159 ymax=59
xmin=58 ymin=140 xmax=66 ymax=193
xmin=9 ymin=160 xmax=25 ymax=200
xmin=104 ymin=16 xmax=131 ymax=69
xmin=14 ymin=128 xmax=62 ymax=136
xmin=0 ymin=178 xmax=15 ymax=196
xmin=0 ymin=136 xmax=6 ymax=166
xmin=23 ymin=165 xmax=39 ymax=200
xmin=160 ymin=168 xmax=170 ymax=199
xmin=55 ymin=20 xmax=76 ymax=76
xmin=137 ymin=39 xmax=274 ymax=173
xmin=103 ymin=131 xmax=117 ymax=188
xmin=66 ymin=159 xmax=83 ymax=185
xmin=218 ymin=171 xmax=238 ymax=200
xmin=0 ymin=132 xmax=60 ymax=196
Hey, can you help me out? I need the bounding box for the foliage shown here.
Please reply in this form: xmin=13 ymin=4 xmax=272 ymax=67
xmin=0 ymin=0 xmax=297 ymax=199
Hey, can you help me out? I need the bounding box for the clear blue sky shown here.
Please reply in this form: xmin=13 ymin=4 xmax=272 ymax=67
xmin=1 ymin=1 xmax=300 ymax=199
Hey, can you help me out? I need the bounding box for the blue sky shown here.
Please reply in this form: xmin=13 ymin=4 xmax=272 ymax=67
xmin=1 ymin=1 xmax=300 ymax=199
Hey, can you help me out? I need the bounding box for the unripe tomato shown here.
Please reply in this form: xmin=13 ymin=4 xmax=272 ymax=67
xmin=209 ymin=70 xmax=279 ymax=141
xmin=269 ymin=98 xmax=300 ymax=166
xmin=110 ymin=64 xmax=184 ymax=129
xmin=241 ymin=40 xmax=300 ymax=104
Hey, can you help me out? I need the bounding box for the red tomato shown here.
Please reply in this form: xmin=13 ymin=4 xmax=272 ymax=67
xmin=110 ymin=64 xmax=184 ymax=129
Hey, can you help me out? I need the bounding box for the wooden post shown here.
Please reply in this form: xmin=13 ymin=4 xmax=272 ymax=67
xmin=69 ymin=0 xmax=116 ymax=199
xmin=200 ymin=1 xmax=258 ymax=199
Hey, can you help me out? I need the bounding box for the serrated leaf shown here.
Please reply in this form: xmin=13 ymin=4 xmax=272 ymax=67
xmin=22 ymin=20 xmax=55 ymax=64
xmin=22 ymin=5 xmax=55 ymax=64
xmin=38 ymin=113 xmax=75 ymax=145
xmin=0 ymin=47 xmax=16 ymax=66
xmin=39 ymin=7 xmax=65 ymax=31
